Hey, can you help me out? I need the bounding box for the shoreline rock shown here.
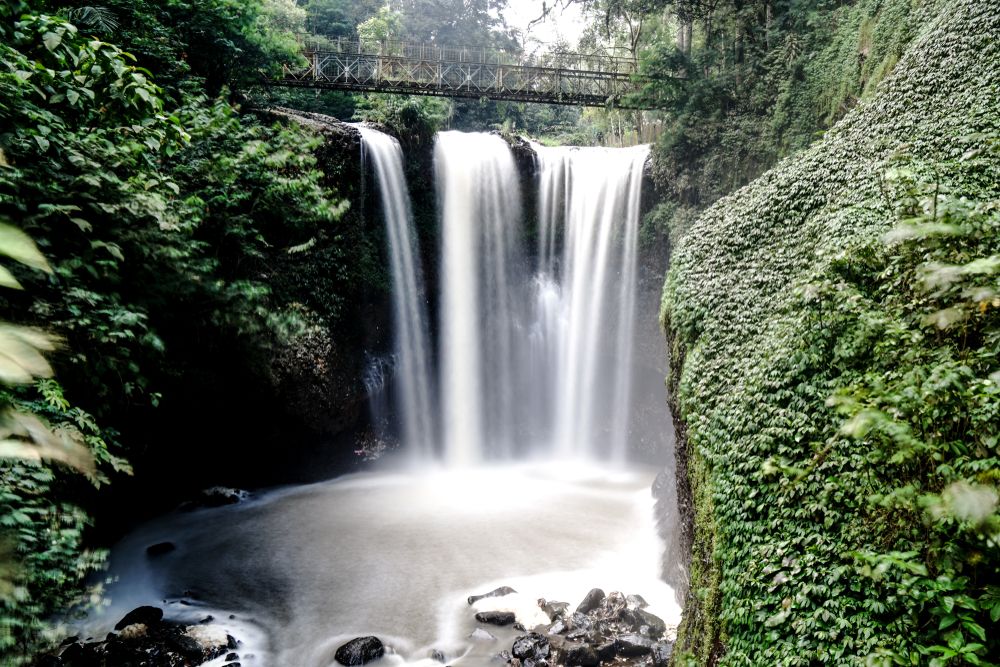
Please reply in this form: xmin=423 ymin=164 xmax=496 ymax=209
xmin=36 ymin=606 xmax=238 ymax=666
xmin=485 ymin=589 xmax=675 ymax=667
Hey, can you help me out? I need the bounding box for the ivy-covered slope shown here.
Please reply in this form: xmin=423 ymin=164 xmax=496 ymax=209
xmin=661 ymin=1 xmax=1000 ymax=665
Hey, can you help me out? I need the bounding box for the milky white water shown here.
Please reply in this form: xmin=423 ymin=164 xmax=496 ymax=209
xmin=357 ymin=126 xmax=436 ymax=458
xmin=77 ymin=132 xmax=682 ymax=666
xmin=85 ymin=463 xmax=680 ymax=666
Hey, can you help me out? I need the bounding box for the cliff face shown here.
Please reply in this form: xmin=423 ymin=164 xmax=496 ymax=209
xmin=660 ymin=1 xmax=1000 ymax=664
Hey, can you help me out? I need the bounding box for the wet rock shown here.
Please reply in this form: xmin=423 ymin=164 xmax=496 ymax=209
xmin=170 ymin=634 xmax=206 ymax=660
xmin=118 ymin=623 xmax=148 ymax=640
xmin=476 ymin=611 xmax=516 ymax=626
xmin=513 ymin=622 xmax=526 ymax=631
xmin=539 ymin=599 xmax=570 ymax=619
xmin=625 ymin=594 xmax=648 ymax=610
xmin=546 ymin=620 xmax=566 ymax=635
xmin=429 ymin=648 xmax=447 ymax=662
xmin=595 ymin=640 xmax=617 ymax=661
xmin=334 ymin=636 xmax=385 ymax=665
xmin=512 ymin=633 xmax=550 ymax=662
xmin=225 ymin=653 xmax=240 ymax=662
xmin=494 ymin=650 xmax=513 ymax=662
xmin=615 ymin=634 xmax=654 ymax=657
xmin=114 ymin=605 xmax=163 ymax=631
xmin=650 ymin=642 xmax=674 ymax=667
xmin=146 ymin=541 xmax=176 ymax=558
xmin=575 ymin=588 xmax=605 ymax=615
xmin=632 ymin=609 xmax=666 ymax=638
xmin=559 ymin=643 xmax=599 ymax=667
xmin=181 ymin=486 xmax=249 ymax=511
xmin=227 ymin=634 xmax=240 ymax=649
xmin=567 ymin=613 xmax=592 ymax=632
xmin=468 ymin=586 xmax=517 ymax=605
xmin=470 ymin=628 xmax=497 ymax=641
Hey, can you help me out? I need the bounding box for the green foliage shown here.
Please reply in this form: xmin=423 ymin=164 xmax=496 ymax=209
xmin=357 ymin=5 xmax=404 ymax=46
xmin=640 ymin=0 xmax=926 ymax=207
xmin=0 ymin=2 xmax=364 ymax=659
xmin=661 ymin=1 xmax=1000 ymax=663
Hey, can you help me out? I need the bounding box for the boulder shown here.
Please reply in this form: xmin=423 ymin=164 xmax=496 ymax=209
xmin=559 ymin=643 xmax=599 ymax=667
xmin=146 ymin=541 xmax=176 ymax=557
xmin=595 ymin=640 xmax=617 ymax=661
xmin=650 ymin=642 xmax=674 ymax=667
xmin=575 ymin=588 xmax=605 ymax=615
xmin=615 ymin=634 xmax=654 ymax=657
xmin=476 ymin=611 xmax=516 ymax=626
xmin=632 ymin=609 xmax=667 ymax=638
xmin=334 ymin=636 xmax=385 ymax=665
xmin=169 ymin=634 xmax=206 ymax=661
xmin=625 ymin=594 xmax=648 ymax=610
xmin=468 ymin=586 xmax=517 ymax=605
xmin=114 ymin=606 xmax=163 ymax=631
xmin=511 ymin=633 xmax=550 ymax=662
xmin=539 ymin=599 xmax=570 ymax=619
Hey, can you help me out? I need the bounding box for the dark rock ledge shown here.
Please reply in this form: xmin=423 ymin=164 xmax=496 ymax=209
xmin=471 ymin=587 xmax=676 ymax=667
xmin=34 ymin=606 xmax=240 ymax=666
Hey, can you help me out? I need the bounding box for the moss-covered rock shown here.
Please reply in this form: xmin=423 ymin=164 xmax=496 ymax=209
xmin=662 ymin=1 xmax=1000 ymax=664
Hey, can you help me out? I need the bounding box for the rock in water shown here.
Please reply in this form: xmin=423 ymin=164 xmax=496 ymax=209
xmin=575 ymin=588 xmax=605 ymax=615
xmin=615 ymin=634 xmax=654 ymax=657
xmin=560 ymin=643 xmax=600 ymax=667
xmin=145 ymin=541 xmax=176 ymax=558
xmin=625 ymin=593 xmax=648 ymax=610
xmin=114 ymin=606 xmax=163 ymax=631
xmin=334 ymin=636 xmax=385 ymax=665
xmin=651 ymin=642 xmax=674 ymax=666
xmin=512 ymin=633 xmax=550 ymax=662
xmin=468 ymin=586 xmax=517 ymax=605
xmin=470 ymin=628 xmax=497 ymax=641
xmin=634 ymin=609 xmax=667 ymax=638
xmin=475 ymin=611 xmax=516 ymax=626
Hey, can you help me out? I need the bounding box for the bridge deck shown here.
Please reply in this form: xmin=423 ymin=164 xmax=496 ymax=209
xmin=276 ymin=39 xmax=650 ymax=108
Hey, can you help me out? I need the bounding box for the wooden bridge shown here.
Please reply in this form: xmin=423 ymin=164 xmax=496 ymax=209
xmin=276 ymin=38 xmax=650 ymax=108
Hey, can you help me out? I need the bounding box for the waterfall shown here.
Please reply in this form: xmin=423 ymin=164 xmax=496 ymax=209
xmin=535 ymin=144 xmax=648 ymax=462
xmin=433 ymin=132 xmax=649 ymax=465
xmin=434 ymin=131 xmax=528 ymax=466
xmin=357 ymin=126 xmax=436 ymax=459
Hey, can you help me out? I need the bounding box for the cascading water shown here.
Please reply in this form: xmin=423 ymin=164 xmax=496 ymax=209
xmin=536 ymin=144 xmax=648 ymax=462
xmin=433 ymin=134 xmax=649 ymax=464
xmin=358 ymin=126 xmax=437 ymax=458
xmin=82 ymin=128 xmax=680 ymax=667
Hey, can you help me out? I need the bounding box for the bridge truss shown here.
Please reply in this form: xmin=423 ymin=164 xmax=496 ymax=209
xmin=277 ymin=38 xmax=650 ymax=108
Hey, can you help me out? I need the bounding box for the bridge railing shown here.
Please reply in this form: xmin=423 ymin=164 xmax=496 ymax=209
xmin=295 ymin=36 xmax=639 ymax=76
xmin=278 ymin=35 xmax=649 ymax=107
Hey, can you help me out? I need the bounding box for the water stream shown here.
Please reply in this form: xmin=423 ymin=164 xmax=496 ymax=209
xmin=82 ymin=130 xmax=679 ymax=667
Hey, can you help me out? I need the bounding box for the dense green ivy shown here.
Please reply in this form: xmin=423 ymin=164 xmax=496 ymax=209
xmin=662 ymin=1 xmax=1000 ymax=664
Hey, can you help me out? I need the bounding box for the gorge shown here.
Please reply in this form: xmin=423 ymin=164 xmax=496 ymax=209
xmin=71 ymin=125 xmax=683 ymax=666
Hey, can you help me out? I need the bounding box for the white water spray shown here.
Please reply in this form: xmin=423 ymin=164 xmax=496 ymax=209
xmin=433 ymin=133 xmax=649 ymax=464
xmin=536 ymin=144 xmax=648 ymax=462
xmin=358 ymin=126 xmax=436 ymax=458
